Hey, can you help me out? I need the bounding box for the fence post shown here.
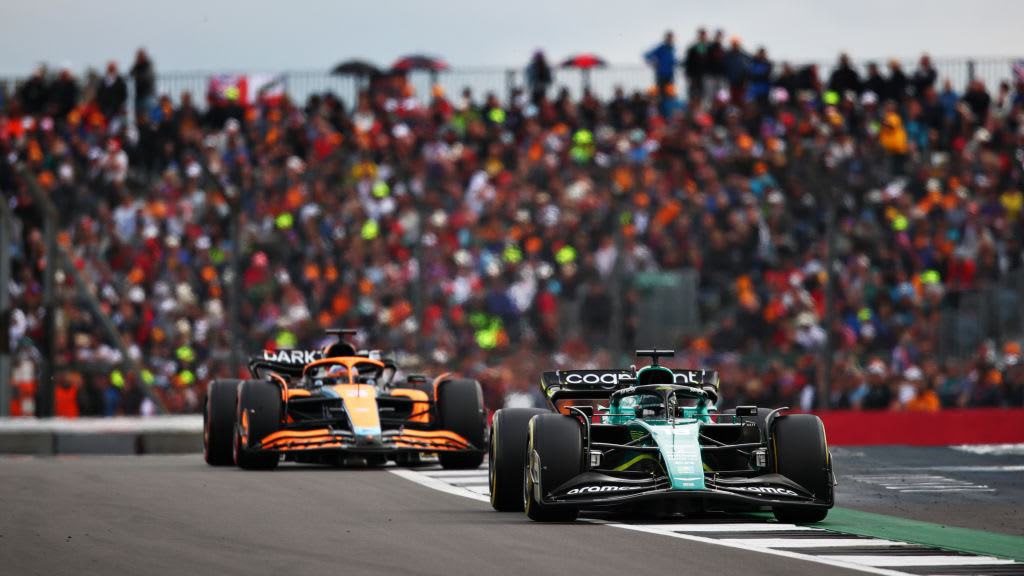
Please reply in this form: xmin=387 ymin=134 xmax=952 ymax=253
xmin=19 ymin=166 xmax=167 ymax=414
xmin=967 ymin=59 xmax=976 ymax=82
xmin=18 ymin=169 xmax=58 ymax=417
xmin=505 ymin=69 xmax=516 ymax=106
xmin=0 ymin=198 xmax=11 ymax=416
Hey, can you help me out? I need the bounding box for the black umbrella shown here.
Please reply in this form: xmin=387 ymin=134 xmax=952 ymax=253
xmin=391 ymin=54 xmax=449 ymax=73
xmin=330 ymin=59 xmax=383 ymax=77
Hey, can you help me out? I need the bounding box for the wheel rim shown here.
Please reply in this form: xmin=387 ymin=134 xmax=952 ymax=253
xmin=203 ymin=397 xmax=211 ymax=459
xmin=488 ymin=426 xmax=498 ymax=503
xmin=523 ymin=449 xmax=539 ymax=511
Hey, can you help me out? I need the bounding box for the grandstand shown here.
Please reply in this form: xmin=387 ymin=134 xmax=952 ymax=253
xmin=1 ymin=40 xmax=1023 ymax=417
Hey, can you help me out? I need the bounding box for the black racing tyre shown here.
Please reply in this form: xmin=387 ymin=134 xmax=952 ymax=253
xmin=524 ymin=413 xmax=582 ymax=522
xmin=436 ymin=378 xmax=487 ymax=469
xmin=233 ymin=380 xmax=282 ymax=470
xmin=770 ymin=414 xmax=832 ymax=523
xmin=488 ymin=407 xmax=549 ymax=512
xmin=204 ymin=379 xmax=239 ymax=466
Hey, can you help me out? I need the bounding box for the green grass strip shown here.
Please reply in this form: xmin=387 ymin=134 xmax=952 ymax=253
xmin=816 ymin=508 xmax=1024 ymax=562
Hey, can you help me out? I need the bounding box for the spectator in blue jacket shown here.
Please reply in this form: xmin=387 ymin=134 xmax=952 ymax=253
xmin=645 ymin=31 xmax=677 ymax=111
xmin=722 ymin=37 xmax=749 ymax=102
xmin=747 ymin=47 xmax=773 ymax=106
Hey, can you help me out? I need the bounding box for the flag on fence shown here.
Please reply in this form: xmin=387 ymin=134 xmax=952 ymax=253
xmin=208 ymin=74 xmax=286 ymax=106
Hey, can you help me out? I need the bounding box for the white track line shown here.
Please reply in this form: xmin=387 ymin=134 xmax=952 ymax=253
xmin=929 ymin=465 xmax=1024 ymax=472
xmin=719 ymin=538 xmax=910 ymax=548
xmin=388 ymin=468 xmax=490 ymax=503
xmin=951 ymin=444 xmax=1024 ymax=456
xmin=892 ymin=485 xmax=995 ymax=491
xmin=644 ymin=523 xmax=819 ymax=532
xmin=598 ymin=521 xmax=910 ymax=576
xmin=817 ymin=555 xmax=1016 ymax=568
xmin=419 ymin=469 xmax=490 ymax=478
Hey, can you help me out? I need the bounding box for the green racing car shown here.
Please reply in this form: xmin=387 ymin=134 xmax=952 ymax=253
xmin=488 ymin=350 xmax=836 ymax=522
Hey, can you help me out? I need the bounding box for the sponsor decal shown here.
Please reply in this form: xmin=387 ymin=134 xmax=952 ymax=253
xmin=566 ymin=485 xmax=634 ymax=495
xmin=562 ymin=370 xmax=703 ymax=387
xmin=564 ymin=372 xmax=632 ymax=387
xmin=263 ymin=349 xmax=319 ymax=364
xmin=729 ymin=486 xmax=800 ymax=497
xmin=673 ymin=371 xmax=700 ymax=385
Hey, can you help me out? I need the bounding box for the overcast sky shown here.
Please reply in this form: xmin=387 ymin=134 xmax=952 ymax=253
xmin=1 ymin=0 xmax=1022 ymax=76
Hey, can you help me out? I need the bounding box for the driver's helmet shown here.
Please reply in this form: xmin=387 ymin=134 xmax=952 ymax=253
xmin=635 ymin=394 xmax=666 ymax=418
xmin=327 ymin=364 xmax=358 ymax=380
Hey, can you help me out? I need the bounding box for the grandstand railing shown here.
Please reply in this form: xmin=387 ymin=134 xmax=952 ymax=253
xmin=1 ymin=56 xmax=1020 ymax=110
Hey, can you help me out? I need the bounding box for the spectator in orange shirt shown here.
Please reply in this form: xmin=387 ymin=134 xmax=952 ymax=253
xmin=905 ymin=367 xmax=941 ymax=412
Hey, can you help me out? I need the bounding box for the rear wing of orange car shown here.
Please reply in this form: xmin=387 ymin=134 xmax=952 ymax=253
xmin=248 ymin=349 xmax=324 ymax=379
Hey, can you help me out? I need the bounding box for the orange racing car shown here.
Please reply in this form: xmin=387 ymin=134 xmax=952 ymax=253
xmin=203 ymin=329 xmax=487 ymax=470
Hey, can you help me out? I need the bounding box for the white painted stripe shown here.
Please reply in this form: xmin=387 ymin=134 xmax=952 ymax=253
xmin=880 ymin=480 xmax=977 ymax=485
xmin=388 ymin=468 xmax=490 ymax=503
xmin=633 ymin=523 xmax=820 ymax=533
xmin=851 ymin=474 xmax=948 ymax=479
xmin=897 ymin=487 xmax=997 ymax=493
xmin=952 ymin=443 xmax=1024 ymax=456
xmin=421 ymin=469 xmax=489 ymax=478
xmin=817 ymin=555 xmax=1016 ymax=567
xmin=443 ymin=476 xmax=488 ymax=483
xmin=884 ymin=481 xmax=987 ymax=485
xmin=930 ymin=465 xmax=1024 ymax=472
xmin=719 ymin=538 xmax=910 ymax=548
xmin=880 ymin=481 xmax=991 ymax=485
xmin=882 ymin=483 xmax=988 ymax=488
xmin=451 ymin=483 xmax=490 ymax=491
xmin=598 ymin=522 xmax=910 ymax=576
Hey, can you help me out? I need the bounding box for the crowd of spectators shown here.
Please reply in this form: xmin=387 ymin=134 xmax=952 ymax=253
xmin=3 ymin=32 xmax=1024 ymax=417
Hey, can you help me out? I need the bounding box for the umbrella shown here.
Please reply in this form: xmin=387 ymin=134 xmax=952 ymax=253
xmin=391 ymin=54 xmax=449 ymax=72
xmin=330 ymin=59 xmax=383 ymax=77
xmin=560 ymin=54 xmax=608 ymax=93
xmin=560 ymin=54 xmax=608 ymax=69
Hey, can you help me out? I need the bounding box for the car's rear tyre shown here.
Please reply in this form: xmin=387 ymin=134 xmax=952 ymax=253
xmin=436 ymin=378 xmax=487 ymax=469
xmin=770 ymin=414 xmax=832 ymax=523
xmin=234 ymin=380 xmax=281 ymax=470
xmin=524 ymin=414 xmax=582 ymax=522
xmin=204 ymin=379 xmax=239 ymax=466
xmin=489 ymin=407 xmax=548 ymax=511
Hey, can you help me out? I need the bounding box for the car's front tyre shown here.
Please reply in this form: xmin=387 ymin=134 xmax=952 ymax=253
xmin=488 ymin=407 xmax=548 ymax=511
xmin=233 ymin=380 xmax=281 ymax=470
xmin=204 ymin=379 xmax=239 ymax=466
xmin=524 ymin=413 xmax=582 ymax=522
xmin=770 ymin=414 xmax=832 ymax=523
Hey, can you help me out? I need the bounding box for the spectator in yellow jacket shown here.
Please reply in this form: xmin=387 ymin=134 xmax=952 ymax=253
xmin=879 ymin=101 xmax=908 ymax=174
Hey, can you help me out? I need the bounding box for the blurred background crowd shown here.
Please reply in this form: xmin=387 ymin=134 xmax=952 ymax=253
xmin=2 ymin=29 xmax=1023 ymax=417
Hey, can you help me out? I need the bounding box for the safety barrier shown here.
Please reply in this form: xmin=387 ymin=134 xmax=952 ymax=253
xmin=1 ymin=410 xmax=1021 ymax=454
xmin=0 ymin=416 xmax=202 ymax=455
xmin=816 ymin=408 xmax=1024 ymax=446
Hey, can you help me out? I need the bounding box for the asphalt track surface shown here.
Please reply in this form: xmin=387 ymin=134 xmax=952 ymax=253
xmin=1 ymin=446 xmax=1022 ymax=576
xmin=831 ymin=445 xmax=1024 ymax=537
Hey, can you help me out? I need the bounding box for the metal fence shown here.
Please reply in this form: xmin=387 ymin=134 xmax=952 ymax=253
xmin=1 ymin=56 xmax=1020 ymax=110
xmin=939 ymin=269 xmax=1024 ymax=361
